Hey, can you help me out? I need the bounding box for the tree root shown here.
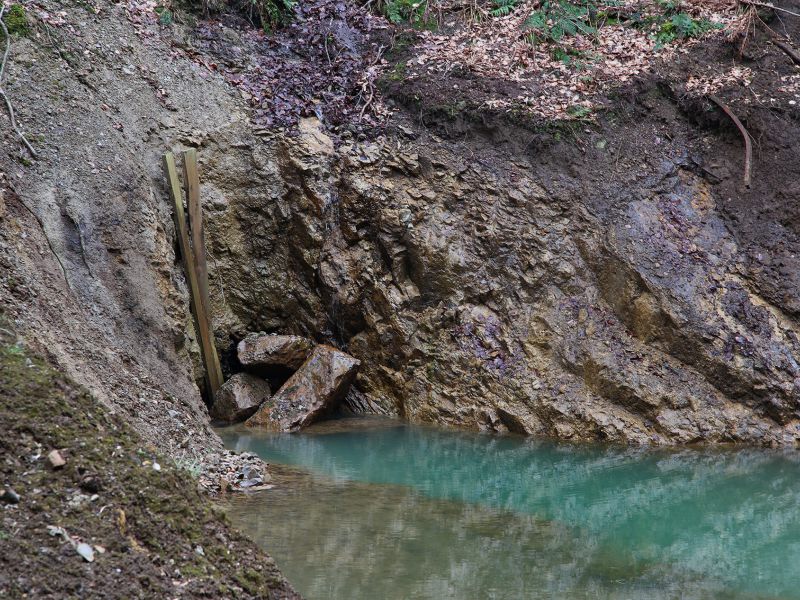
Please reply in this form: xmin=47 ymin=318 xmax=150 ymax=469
xmin=738 ymin=0 xmax=800 ymax=19
xmin=708 ymin=95 xmax=752 ymax=187
xmin=0 ymin=5 xmax=38 ymax=159
xmin=773 ymin=40 xmax=800 ymax=66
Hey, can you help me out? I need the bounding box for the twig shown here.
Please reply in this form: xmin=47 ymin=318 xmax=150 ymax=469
xmin=358 ymin=44 xmax=386 ymax=122
xmin=708 ymin=94 xmax=752 ymax=187
xmin=0 ymin=5 xmax=37 ymax=159
xmin=738 ymin=0 xmax=800 ymax=18
xmin=773 ymin=39 xmax=800 ymax=65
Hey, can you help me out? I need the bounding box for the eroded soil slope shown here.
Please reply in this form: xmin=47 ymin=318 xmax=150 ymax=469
xmin=0 ymin=324 xmax=298 ymax=598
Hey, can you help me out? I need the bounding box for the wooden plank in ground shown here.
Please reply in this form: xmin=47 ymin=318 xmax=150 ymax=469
xmin=163 ymin=152 xmax=223 ymax=396
xmin=182 ymin=149 xmax=223 ymax=394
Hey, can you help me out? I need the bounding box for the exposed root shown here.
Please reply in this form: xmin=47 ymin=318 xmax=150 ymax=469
xmin=773 ymin=39 xmax=800 ymax=65
xmin=0 ymin=4 xmax=38 ymax=159
xmin=738 ymin=0 xmax=800 ymax=19
xmin=708 ymin=94 xmax=752 ymax=188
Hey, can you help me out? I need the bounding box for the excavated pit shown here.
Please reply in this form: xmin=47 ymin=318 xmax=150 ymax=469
xmin=199 ymin=88 xmax=800 ymax=445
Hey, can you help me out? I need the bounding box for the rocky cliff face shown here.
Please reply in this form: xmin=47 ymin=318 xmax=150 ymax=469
xmin=2 ymin=0 xmax=799 ymax=449
xmin=204 ymin=106 xmax=800 ymax=445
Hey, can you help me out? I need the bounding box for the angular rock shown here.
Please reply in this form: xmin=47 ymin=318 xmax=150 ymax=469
xmin=237 ymin=333 xmax=314 ymax=370
xmin=47 ymin=450 xmax=66 ymax=469
xmin=210 ymin=373 xmax=272 ymax=423
xmin=246 ymin=345 xmax=360 ymax=431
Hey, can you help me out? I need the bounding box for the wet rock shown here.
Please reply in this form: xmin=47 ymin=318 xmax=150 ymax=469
xmin=211 ymin=373 xmax=272 ymax=423
xmin=237 ymin=333 xmax=314 ymax=370
xmin=235 ymin=464 xmax=272 ymax=489
xmin=246 ymin=345 xmax=360 ymax=431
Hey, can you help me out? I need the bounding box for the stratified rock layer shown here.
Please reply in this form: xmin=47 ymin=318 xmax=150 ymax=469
xmin=206 ymin=115 xmax=800 ymax=446
xmin=211 ymin=373 xmax=271 ymax=423
xmin=238 ymin=333 xmax=314 ymax=370
xmin=246 ymin=345 xmax=360 ymax=431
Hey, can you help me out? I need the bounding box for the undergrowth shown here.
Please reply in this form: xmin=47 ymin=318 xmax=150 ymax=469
xmin=487 ymin=0 xmax=721 ymax=49
xmin=2 ymin=4 xmax=29 ymax=36
xmin=195 ymin=0 xmax=295 ymax=32
xmin=379 ymin=0 xmax=437 ymax=28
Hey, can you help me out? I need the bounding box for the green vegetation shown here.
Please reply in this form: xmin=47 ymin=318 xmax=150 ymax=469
xmin=625 ymin=1 xmax=723 ymax=46
xmin=2 ymin=4 xmax=29 ymax=36
xmin=490 ymin=0 xmax=518 ymax=18
xmin=486 ymin=0 xmax=721 ymax=50
xmin=253 ymin=0 xmax=295 ymax=32
xmin=155 ymin=4 xmax=174 ymax=25
xmin=198 ymin=0 xmax=294 ymax=32
xmin=174 ymin=454 xmax=204 ymax=478
xmin=654 ymin=11 xmax=721 ymax=46
xmin=379 ymin=0 xmax=436 ymax=28
xmin=523 ymin=1 xmax=601 ymax=45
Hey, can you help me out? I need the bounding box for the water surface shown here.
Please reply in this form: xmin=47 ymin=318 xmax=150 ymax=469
xmin=220 ymin=419 xmax=800 ymax=600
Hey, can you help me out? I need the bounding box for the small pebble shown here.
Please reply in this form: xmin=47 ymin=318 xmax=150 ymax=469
xmin=76 ymin=542 xmax=95 ymax=562
xmin=47 ymin=450 xmax=66 ymax=469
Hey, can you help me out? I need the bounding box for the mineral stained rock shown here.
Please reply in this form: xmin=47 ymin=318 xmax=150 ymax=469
xmin=207 ymin=116 xmax=800 ymax=446
xmin=210 ymin=373 xmax=272 ymax=423
xmin=246 ymin=345 xmax=360 ymax=431
xmin=237 ymin=333 xmax=314 ymax=370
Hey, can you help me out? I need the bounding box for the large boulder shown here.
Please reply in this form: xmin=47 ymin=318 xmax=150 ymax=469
xmin=246 ymin=345 xmax=360 ymax=431
xmin=210 ymin=373 xmax=272 ymax=423
xmin=237 ymin=333 xmax=314 ymax=370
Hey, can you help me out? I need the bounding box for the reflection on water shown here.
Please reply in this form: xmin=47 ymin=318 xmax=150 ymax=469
xmin=220 ymin=419 xmax=800 ymax=600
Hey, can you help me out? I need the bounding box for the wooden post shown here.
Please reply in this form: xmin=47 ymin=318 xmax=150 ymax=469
xmin=163 ymin=151 xmax=223 ymax=397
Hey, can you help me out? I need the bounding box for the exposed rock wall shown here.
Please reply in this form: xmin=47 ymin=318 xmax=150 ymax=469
xmin=204 ymin=112 xmax=800 ymax=445
xmin=0 ymin=3 xmax=253 ymax=460
xmin=2 ymin=1 xmax=798 ymax=450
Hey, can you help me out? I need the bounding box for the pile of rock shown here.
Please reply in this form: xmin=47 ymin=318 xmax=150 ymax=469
xmin=209 ymin=333 xmax=360 ymax=432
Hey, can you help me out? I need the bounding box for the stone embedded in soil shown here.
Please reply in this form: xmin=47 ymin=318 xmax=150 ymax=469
xmin=47 ymin=449 xmax=66 ymax=469
xmin=237 ymin=333 xmax=314 ymax=370
xmin=246 ymin=345 xmax=360 ymax=431
xmin=210 ymin=373 xmax=272 ymax=423
xmin=1 ymin=488 xmax=20 ymax=504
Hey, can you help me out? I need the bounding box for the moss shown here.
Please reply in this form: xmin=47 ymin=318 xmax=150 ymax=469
xmin=2 ymin=4 xmax=28 ymax=36
xmin=234 ymin=568 xmax=266 ymax=595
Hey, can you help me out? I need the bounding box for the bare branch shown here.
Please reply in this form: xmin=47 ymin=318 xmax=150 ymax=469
xmin=738 ymin=0 xmax=800 ymax=18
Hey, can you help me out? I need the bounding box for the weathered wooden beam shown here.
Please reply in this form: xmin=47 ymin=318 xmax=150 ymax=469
xmin=182 ymin=149 xmax=223 ymax=394
xmin=163 ymin=151 xmax=223 ymax=397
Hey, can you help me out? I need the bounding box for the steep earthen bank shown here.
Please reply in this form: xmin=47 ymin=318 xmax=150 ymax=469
xmin=0 ymin=326 xmax=299 ymax=598
xmin=1 ymin=0 xmax=799 ymax=463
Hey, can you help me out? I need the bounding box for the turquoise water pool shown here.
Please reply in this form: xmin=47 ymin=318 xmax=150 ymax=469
xmin=221 ymin=419 xmax=800 ymax=599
